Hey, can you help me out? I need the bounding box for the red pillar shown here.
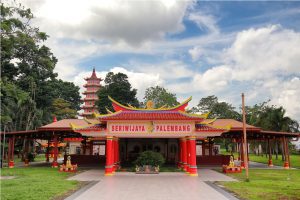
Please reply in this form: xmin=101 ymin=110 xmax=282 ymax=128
xmin=240 ymin=138 xmax=245 ymax=168
xmin=268 ymin=139 xmax=273 ymax=167
xmin=105 ymin=136 xmax=114 ymax=176
xmin=181 ymin=138 xmax=188 ymax=172
xmin=186 ymin=137 xmax=190 ymax=174
xmin=113 ymin=138 xmax=119 ymax=171
xmin=8 ymin=136 xmax=15 ymax=168
xmin=52 ymin=135 xmax=59 ymax=168
xmin=283 ymin=136 xmax=289 ymax=169
xmin=187 ymin=136 xmax=198 ymax=176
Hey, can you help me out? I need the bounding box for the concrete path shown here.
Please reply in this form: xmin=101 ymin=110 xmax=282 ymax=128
xmin=66 ymin=169 xmax=238 ymax=200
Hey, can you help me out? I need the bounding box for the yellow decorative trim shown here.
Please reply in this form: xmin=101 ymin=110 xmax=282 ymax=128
xmin=187 ymin=136 xmax=197 ymax=140
xmin=198 ymin=118 xmax=217 ymax=125
xmin=83 ymin=118 xmax=98 ymax=125
xmin=205 ymin=124 xmax=232 ymax=131
xmin=108 ymin=96 xmax=192 ymax=111
xmin=127 ymin=104 xmax=135 ymax=108
xmin=178 ymin=111 xmax=210 ymax=119
xmin=105 ymin=173 xmax=114 ymax=176
xmin=189 ymin=173 xmax=198 ymax=177
xmin=105 ymin=107 xmax=113 ymax=114
xmin=93 ymin=110 xmax=123 ymax=118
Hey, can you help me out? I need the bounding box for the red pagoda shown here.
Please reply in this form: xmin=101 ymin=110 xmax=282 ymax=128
xmin=81 ymin=68 xmax=102 ymax=118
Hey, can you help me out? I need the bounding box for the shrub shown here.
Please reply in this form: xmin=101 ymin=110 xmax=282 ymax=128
xmin=134 ymin=151 xmax=165 ymax=167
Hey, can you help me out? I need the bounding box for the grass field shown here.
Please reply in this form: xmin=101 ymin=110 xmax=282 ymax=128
xmin=221 ymin=149 xmax=300 ymax=169
xmin=0 ymin=167 xmax=79 ymax=200
xmin=220 ymin=169 xmax=300 ymax=200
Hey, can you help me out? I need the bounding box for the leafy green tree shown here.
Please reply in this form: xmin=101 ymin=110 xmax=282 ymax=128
xmin=0 ymin=3 xmax=81 ymax=130
xmin=0 ymin=80 xmax=41 ymax=131
xmin=1 ymin=3 xmax=57 ymax=107
xmin=143 ymin=86 xmax=179 ymax=108
xmin=51 ymin=98 xmax=77 ymax=120
xmin=248 ymin=103 xmax=299 ymax=132
xmin=96 ymin=72 xmax=139 ymax=113
xmin=192 ymin=95 xmax=241 ymax=119
xmin=42 ymin=79 xmax=81 ymax=110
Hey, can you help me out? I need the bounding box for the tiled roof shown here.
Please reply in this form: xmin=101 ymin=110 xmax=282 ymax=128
xmin=195 ymin=124 xmax=229 ymax=132
xmin=99 ymin=111 xmax=206 ymax=122
xmin=202 ymin=119 xmax=261 ymax=131
xmin=39 ymin=119 xmax=99 ymax=131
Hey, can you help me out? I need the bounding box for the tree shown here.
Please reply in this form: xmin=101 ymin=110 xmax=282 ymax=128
xmin=96 ymin=72 xmax=139 ymax=113
xmin=41 ymin=79 xmax=81 ymax=110
xmin=192 ymin=95 xmax=241 ymax=120
xmin=248 ymin=104 xmax=299 ymax=132
xmin=51 ymin=98 xmax=77 ymax=120
xmin=0 ymin=3 xmax=81 ymax=131
xmin=1 ymin=3 xmax=57 ymax=107
xmin=143 ymin=86 xmax=179 ymax=108
xmin=0 ymin=80 xmax=41 ymax=131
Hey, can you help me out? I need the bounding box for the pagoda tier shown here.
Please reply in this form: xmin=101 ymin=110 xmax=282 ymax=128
xmin=80 ymin=68 xmax=102 ymax=118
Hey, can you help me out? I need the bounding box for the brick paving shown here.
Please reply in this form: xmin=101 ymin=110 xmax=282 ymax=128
xmin=66 ymin=169 xmax=238 ymax=200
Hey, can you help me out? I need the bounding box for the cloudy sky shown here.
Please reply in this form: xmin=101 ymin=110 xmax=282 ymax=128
xmin=21 ymin=0 xmax=300 ymax=121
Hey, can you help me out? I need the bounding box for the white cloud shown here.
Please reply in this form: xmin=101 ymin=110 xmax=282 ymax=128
xmin=226 ymin=25 xmax=300 ymax=81
xmin=73 ymin=67 xmax=163 ymax=100
xmin=270 ymin=77 xmax=300 ymax=121
xmin=188 ymin=11 xmax=219 ymax=35
xmin=131 ymin=60 xmax=195 ymax=80
xmin=24 ymin=0 xmax=189 ymax=45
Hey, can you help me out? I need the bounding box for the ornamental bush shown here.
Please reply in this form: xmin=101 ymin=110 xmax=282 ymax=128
xmin=134 ymin=151 xmax=165 ymax=167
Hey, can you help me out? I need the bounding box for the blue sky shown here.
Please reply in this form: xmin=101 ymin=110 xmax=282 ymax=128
xmin=22 ymin=0 xmax=300 ymax=121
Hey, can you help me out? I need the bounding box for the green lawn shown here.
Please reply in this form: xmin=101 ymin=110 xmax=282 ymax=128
xmin=248 ymin=154 xmax=300 ymax=169
xmin=220 ymin=169 xmax=300 ymax=200
xmin=221 ymin=149 xmax=300 ymax=169
xmin=1 ymin=167 xmax=79 ymax=200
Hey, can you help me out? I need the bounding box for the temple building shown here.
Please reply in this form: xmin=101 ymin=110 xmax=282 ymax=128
xmin=80 ymin=68 xmax=102 ymax=118
xmin=1 ymin=69 xmax=299 ymax=175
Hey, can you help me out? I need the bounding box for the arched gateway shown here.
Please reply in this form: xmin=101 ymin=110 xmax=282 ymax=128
xmin=70 ymin=96 xmax=230 ymax=176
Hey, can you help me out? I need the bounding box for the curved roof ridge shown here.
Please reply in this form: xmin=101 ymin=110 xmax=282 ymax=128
xmin=108 ymin=96 xmax=192 ymax=112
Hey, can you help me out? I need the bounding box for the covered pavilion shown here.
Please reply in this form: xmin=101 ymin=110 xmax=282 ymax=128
xmin=1 ymin=97 xmax=299 ymax=176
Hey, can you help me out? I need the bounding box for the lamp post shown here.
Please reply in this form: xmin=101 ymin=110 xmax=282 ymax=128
xmin=242 ymin=93 xmax=249 ymax=181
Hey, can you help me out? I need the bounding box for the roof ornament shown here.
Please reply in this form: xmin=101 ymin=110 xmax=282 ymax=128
xmin=53 ymin=116 xmax=57 ymax=122
xmin=146 ymin=101 xmax=154 ymax=109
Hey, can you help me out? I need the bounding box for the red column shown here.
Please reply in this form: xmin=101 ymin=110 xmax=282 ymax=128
xmin=283 ymin=136 xmax=289 ymax=169
xmin=111 ymin=137 xmax=115 ymax=173
xmin=113 ymin=138 xmax=118 ymax=171
xmin=8 ymin=136 xmax=15 ymax=168
xmin=52 ymin=135 xmax=59 ymax=168
xmin=268 ymin=139 xmax=273 ymax=167
xmin=240 ymin=138 xmax=245 ymax=168
xmin=186 ymin=137 xmax=190 ymax=174
xmin=105 ymin=136 xmax=114 ymax=176
xmin=187 ymin=136 xmax=198 ymax=176
xmin=181 ymin=138 xmax=188 ymax=172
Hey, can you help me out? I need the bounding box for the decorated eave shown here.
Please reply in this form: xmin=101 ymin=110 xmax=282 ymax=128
xmin=109 ymin=96 xmax=191 ymax=112
xmin=70 ymin=119 xmax=106 ymax=137
xmin=94 ymin=96 xmax=210 ymax=122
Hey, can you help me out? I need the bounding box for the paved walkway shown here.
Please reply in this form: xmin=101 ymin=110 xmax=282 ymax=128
xmin=66 ymin=169 xmax=238 ymax=200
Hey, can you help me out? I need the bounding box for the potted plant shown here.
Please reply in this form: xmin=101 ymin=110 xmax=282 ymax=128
xmin=134 ymin=151 xmax=165 ymax=174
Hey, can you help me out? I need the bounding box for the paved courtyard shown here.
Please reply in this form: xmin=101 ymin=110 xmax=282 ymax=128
xmin=66 ymin=169 xmax=238 ymax=200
